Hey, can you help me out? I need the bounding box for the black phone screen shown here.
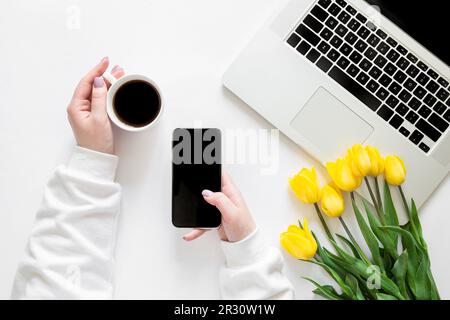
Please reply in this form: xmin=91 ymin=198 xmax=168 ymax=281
xmin=172 ymin=128 xmax=222 ymax=228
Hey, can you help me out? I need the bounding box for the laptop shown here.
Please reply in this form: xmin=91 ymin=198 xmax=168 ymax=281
xmin=223 ymin=0 xmax=450 ymax=207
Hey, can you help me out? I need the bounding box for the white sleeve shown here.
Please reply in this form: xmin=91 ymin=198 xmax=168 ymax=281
xmin=11 ymin=146 xmax=121 ymax=300
xmin=219 ymin=229 xmax=294 ymax=300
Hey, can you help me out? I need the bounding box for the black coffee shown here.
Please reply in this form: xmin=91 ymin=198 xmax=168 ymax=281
xmin=113 ymin=80 xmax=161 ymax=127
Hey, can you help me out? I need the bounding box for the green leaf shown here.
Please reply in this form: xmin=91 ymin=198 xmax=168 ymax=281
xmin=303 ymin=277 xmax=344 ymax=300
xmin=415 ymin=258 xmax=431 ymax=300
xmin=352 ymin=198 xmax=384 ymax=269
xmin=363 ymin=199 xmax=398 ymax=261
xmin=411 ymin=199 xmax=426 ymax=250
xmin=345 ymin=274 xmax=365 ymax=300
xmin=383 ymin=181 xmax=399 ymax=227
xmin=376 ymin=293 xmax=398 ymax=300
xmin=392 ymin=250 xmax=410 ymax=299
xmin=336 ymin=234 xmax=361 ymax=259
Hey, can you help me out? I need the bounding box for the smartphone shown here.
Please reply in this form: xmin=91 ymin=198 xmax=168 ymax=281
xmin=172 ymin=128 xmax=222 ymax=228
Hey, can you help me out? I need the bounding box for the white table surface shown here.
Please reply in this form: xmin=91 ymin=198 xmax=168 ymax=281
xmin=1 ymin=0 xmax=449 ymax=300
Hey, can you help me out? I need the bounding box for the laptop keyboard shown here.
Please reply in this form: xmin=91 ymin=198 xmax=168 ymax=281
xmin=286 ymin=0 xmax=450 ymax=154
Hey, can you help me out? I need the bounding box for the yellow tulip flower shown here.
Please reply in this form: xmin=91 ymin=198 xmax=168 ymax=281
xmin=385 ymin=155 xmax=406 ymax=185
xmin=366 ymin=146 xmax=385 ymax=176
xmin=280 ymin=219 xmax=317 ymax=260
xmin=320 ymin=184 xmax=345 ymax=218
xmin=326 ymin=157 xmax=362 ymax=192
xmin=347 ymin=144 xmax=371 ymax=177
xmin=289 ymin=167 xmax=321 ymax=204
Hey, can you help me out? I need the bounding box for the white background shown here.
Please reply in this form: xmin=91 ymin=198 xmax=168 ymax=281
xmin=0 ymin=0 xmax=449 ymax=299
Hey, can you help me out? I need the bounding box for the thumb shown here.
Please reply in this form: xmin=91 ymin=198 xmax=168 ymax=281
xmin=91 ymin=77 xmax=107 ymax=118
xmin=202 ymin=190 xmax=237 ymax=220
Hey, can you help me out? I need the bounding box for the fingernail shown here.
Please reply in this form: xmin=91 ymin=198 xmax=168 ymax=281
xmin=111 ymin=65 xmax=120 ymax=73
xmin=202 ymin=190 xmax=213 ymax=197
xmin=102 ymin=56 xmax=108 ymax=62
xmin=93 ymin=77 xmax=104 ymax=88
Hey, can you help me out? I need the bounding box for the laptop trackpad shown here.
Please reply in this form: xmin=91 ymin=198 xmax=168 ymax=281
xmin=290 ymin=87 xmax=374 ymax=159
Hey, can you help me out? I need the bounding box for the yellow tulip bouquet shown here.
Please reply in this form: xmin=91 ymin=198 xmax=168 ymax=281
xmin=281 ymin=145 xmax=440 ymax=300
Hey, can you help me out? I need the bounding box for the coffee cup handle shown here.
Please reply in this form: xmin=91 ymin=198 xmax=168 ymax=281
xmin=102 ymin=71 xmax=117 ymax=85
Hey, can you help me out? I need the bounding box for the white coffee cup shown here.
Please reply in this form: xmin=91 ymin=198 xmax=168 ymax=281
xmin=103 ymin=72 xmax=164 ymax=132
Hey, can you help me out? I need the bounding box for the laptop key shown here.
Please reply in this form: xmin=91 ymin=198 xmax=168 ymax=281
xmin=428 ymin=113 xmax=449 ymax=132
xmin=377 ymin=105 xmax=394 ymax=121
xmin=437 ymin=77 xmax=449 ymax=88
xmin=389 ymin=114 xmax=404 ymax=129
xmin=366 ymin=80 xmax=380 ymax=93
xmin=426 ymin=80 xmax=439 ymax=94
xmin=379 ymin=74 xmax=392 ymax=87
xmin=320 ymin=27 xmax=333 ymax=41
xmin=374 ymin=55 xmax=387 ymax=68
xmin=388 ymin=82 xmax=402 ymax=95
xmin=318 ymin=0 xmax=331 ymax=9
xmin=408 ymin=97 xmax=421 ymax=110
xmin=328 ymin=66 xmax=381 ymax=111
xmin=416 ymin=119 xmax=441 ymax=142
xmin=417 ymin=61 xmax=428 ymax=71
xmin=396 ymin=57 xmax=410 ymax=70
xmin=336 ymin=24 xmax=348 ymax=37
xmin=366 ymin=21 xmax=377 ymax=31
xmin=336 ymin=0 xmax=347 ymax=7
xmin=346 ymin=5 xmax=357 ymax=15
xmin=318 ymin=41 xmax=331 ymax=54
xmin=338 ymin=11 xmax=351 ymax=23
xmin=436 ymin=88 xmax=450 ymax=102
xmin=355 ymin=13 xmax=367 ymax=23
xmin=443 ymin=109 xmax=450 ymax=122
xmin=369 ymin=66 xmax=382 ymax=79
xmin=406 ymin=53 xmax=418 ymax=63
xmin=306 ymin=48 xmax=321 ymax=63
xmin=417 ymin=73 xmax=430 ymax=86
xmin=330 ymin=35 xmax=343 ymax=48
xmin=383 ymin=62 xmax=397 ymax=76
xmin=347 ymin=64 xmax=360 ymax=77
xmin=386 ymin=49 xmax=400 ymax=63
xmin=316 ymin=56 xmax=333 ymax=72
xmin=359 ymin=58 xmax=372 ymax=72
xmin=396 ymin=103 xmax=409 ymax=116
xmin=399 ymin=90 xmax=412 ymax=103
xmin=376 ymin=42 xmax=390 ymax=55
xmin=296 ymin=24 xmax=321 ymax=46
xmin=355 ymin=40 xmax=368 ymax=53
xmin=367 ymin=34 xmax=380 ymax=47
xmin=325 ymin=16 xmax=338 ymax=29
xmin=287 ymin=33 xmax=301 ymax=47
xmin=418 ymin=105 xmax=432 ymax=118
xmin=399 ymin=127 xmax=410 ymax=137
xmin=404 ymin=78 xmax=417 ymax=91
xmin=409 ymin=130 xmax=424 ymax=145
xmin=356 ymin=72 xmax=370 ymax=85
xmin=357 ymin=26 xmax=370 ymax=39
xmin=386 ymin=37 xmax=397 ymax=47
xmin=328 ymin=3 xmax=341 ymax=16
xmin=347 ymin=18 xmax=360 ymax=31
xmin=376 ymin=29 xmax=387 ymax=39
xmin=387 ymin=96 xmax=400 ymax=108
xmin=427 ymin=69 xmax=439 ymax=80
xmin=413 ymin=86 xmax=426 ymax=99
xmin=296 ymin=40 xmax=311 ymax=55
xmin=327 ymin=48 xmax=340 ymax=61
xmin=423 ymin=94 xmax=437 ymax=108
xmin=394 ymin=71 xmax=407 ymax=84
xmin=311 ymin=5 xmax=329 ymax=22
xmin=337 ymin=56 xmax=350 ymax=69
xmin=433 ymin=102 xmax=446 ymax=115
xmin=364 ymin=47 xmax=377 ymax=61
xmin=397 ymin=45 xmax=407 ymax=55
xmin=406 ymin=65 xmax=420 ymax=78
xmin=344 ymin=31 xmax=357 ymax=45
xmin=419 ymin=143 xmax=430 ymax=153
xmin=406 ymin=111 xmax=419 ymax=124
xmin=304 ymin=14 xmax=323 ymax=33
xmin=376 ymin=88 xmax=389 ymax=101
xmin=349 ymin=51 xmax=363 ymax=64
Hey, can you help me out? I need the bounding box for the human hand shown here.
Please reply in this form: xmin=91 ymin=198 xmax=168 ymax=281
xmin=183 ymin=172 xmax=257 ymax=243
xmin=67 ymin=57 xmax=125 ymax=154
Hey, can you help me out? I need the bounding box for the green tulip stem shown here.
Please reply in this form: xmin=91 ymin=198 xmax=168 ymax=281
xmin=373 ymin=176 xmax=383 ymax=211
xmin=314 ymin=203 xmax=334 ymax=242
xmin=398 ymin=185 xmax=410 ymax=218
xmin=364 ymin=177 xmax=385 ymax=224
